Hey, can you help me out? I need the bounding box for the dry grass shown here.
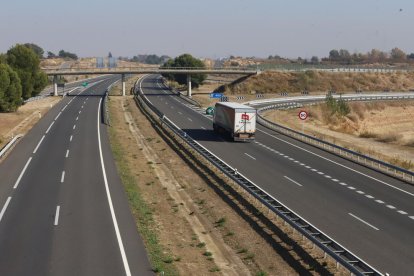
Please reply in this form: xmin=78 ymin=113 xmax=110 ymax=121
xmin=221 ymin=71 xmax=414 ymax=94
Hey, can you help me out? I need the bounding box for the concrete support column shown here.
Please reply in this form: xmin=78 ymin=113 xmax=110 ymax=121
xmin=187 ymin=74 xmax=192 ymax=98
xmin=53 ymin=75 xmax=58 ymax=96
xmin=122 ymin=74 xmax=126 ymax=96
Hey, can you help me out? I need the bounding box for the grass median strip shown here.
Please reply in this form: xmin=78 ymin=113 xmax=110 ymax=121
xmin=108 ymin=101 xmax=177 ymax=276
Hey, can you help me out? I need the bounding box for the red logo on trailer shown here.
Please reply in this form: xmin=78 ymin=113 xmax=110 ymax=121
xmin=242 ymin=114 xmax=250 ymax=120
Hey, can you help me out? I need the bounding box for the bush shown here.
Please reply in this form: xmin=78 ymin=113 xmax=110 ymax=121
xmin=0 ymin=64 xmax=22 ymax=112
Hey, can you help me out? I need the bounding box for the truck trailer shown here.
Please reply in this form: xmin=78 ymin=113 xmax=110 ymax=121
xmin=213 ymin=102 xmax=256 ymax=142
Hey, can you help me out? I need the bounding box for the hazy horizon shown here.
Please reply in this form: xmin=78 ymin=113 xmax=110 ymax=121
xmin=1 ymin=0 xmax=413 ymax=59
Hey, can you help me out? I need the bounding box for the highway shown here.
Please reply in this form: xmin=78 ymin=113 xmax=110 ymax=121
xmin=0 ymin=77 xmax=152 ymax=275
xmin=140 ymin=74 xmax=414 ymax=275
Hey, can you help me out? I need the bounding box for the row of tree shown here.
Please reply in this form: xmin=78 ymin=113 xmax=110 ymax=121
xmin=325 ymin=48 xmax=413 ymax=64
xmin=130 ymin=54 xmax=170 ymax=65
xmin=0 ymin=44 xmax=48 ymax=112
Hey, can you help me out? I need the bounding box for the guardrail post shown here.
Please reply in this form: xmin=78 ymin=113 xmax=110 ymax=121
xmin=187 ymin=74 xmax=192 ymax=98
xmin=53 ymin=75 xmax=58 ymax=96
xmin=122 ymin=74 xmax=126 ymax=96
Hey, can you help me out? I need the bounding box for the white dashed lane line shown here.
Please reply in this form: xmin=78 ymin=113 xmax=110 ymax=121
xmin=73 ymin=125 xmax=76 ymax=130
xmin=33 ymin=135 xmax=45 ymax=154
xmin=349 ymin=213 xmax=379 ymax=231
xmin=244 ymin=153 xmax=256 ymax=160
xmin=70 ymin=135 xmax=73 ymax=142
xmin=13 ymin=157 xmax=32 ymax=189
xmin=0 ymin=197 xmax=12 ymax=222
xmin=187 ymin=118 xmax=192 ymax=122
xmin=65 ymin=150 xmax=69 ymax=158
xmin=45 ymin=121 xmax=55 ymax=134
xmin=61 ymin=171 xmax=65 ymax=183
xmin=55 ymin=112 xmax=62 ymax=121
xmin=284 ymin=176 xmax=303 ymax=187
xmin=54 ymin=206 xmax=60 ymax=226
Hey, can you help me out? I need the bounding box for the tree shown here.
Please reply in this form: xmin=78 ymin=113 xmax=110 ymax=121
xmin=161 ymin=54 xmax=206 ymax=88
xmin=329 ymin=49 xmax=340 ymax=60
xmin=6 ymin=44 xmax=47 ymax=99
xmin=390 ymin=47 xmax=406 ymax=61
xmin=0 ymin=63 xmax=22 ymax=112
xmin=24 ymin=43 xmax=44 ymax=59
xmin=47 ymin=51 xmax=57 ymax=58
xmin=58 ymin=50 xmax=78 ymax=60
xmin=310 ymin=56 xmax=319 ymax=64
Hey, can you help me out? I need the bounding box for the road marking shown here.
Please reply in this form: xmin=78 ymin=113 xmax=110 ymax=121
xmin=357 ymin=190 xmax=365 ymax=194
xmin=305 ymin=166 xmax=311 ymax=169
xmin=33 ymin=135 xmax=45 ymax=154
xmin=332 ymin=179 xmax=339 ymax=182
xmin=13 ymin=157 xmax=32 ymax=189
xmin=61 ymin=106 xmax=67 ymax=112
xmin=171 ymin=106 xmax=174 ymax=109
xmin=73 ymin=124 xmax=76 ymax=130
xmin=76 ymin=116 xmax=79 ymax=121
xmin=0 ymin=197 xmax=12 ymax=222
xmin=54 ymin=206 xmax=60 ymax=226
xmin=201 ymin=126 xmax=206 ymax=130
xmin=187 ymin=118 xmax=192 ymax=122
xmin=244 ymin=153 xmax=256 ymax=160
xmin=324 ymin=175 xmax=332 ymax=178
xmin=178 ymin=112 xmax=182 ymax=115
xmin=258 ymin=129 xmax=414 ymax=197
xmin=349 ymin=213 xmax=379 ymax=231
xmin=284 ymin=176 xmax=303 ymax=187
xmin=97 ymin=98 xmax=131 ymax=276
xmin=365 ymin=195 xmax=374 ymax=199
xmin=55 ymin=112 xmax=62 ymax=121
xmin=79 ymin=110 xmax=81 ymax=114
xmin=348 ymin=186 xmax=356 ymax=190
xmin=311 ymin=169 xmax=317 ymax=172
xmin=409 ymin=216 xmax=414 ymax=220
xmin=317 ymin=172 xmax=324 ymax=175
xmin=70 ymin=135 xmax=73 ymax=142
xmin=375 ymin=200 xmax=384 ymax=204
xmin=81 ymin=105 xmax=84 ymax=109
xmin=45 ymin=121 xmax=55 ymax=134
xmin=397 ymin=210 xmax=408 ymax=215
xmin=339 ymin=182 xmax=347 ymax=186
xmin=61 ymin=171 xmax=65 ymax=183
xmin=386 ymin=205 xmax=396 ymax=209
xmin=65 ymin=150 xmax=69 ymax=158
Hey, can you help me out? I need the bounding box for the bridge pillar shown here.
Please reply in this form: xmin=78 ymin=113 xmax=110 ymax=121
xmin=122 ymin=74 xmax=126 ymax=96
xmin=53 ymin=75 xmax=58 ymax=96
xmin=187 ymin=74 xmax=192 ymax=98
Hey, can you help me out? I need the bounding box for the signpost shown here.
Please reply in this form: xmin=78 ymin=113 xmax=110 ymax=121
xmin=298 ymin=110 xmax=308 ymax=133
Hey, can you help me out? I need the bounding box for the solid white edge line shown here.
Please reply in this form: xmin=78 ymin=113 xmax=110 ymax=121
xmin=258 ymin=129 xmax=414 ymax=197
xmin=33 ymin=135 xmax=45 ymax=154
xmin=13 ymin=157 xmax=32 ymax=189
xmin=45 ymin=121 xmax=55 ymax=134
xmin=244 ymin=153 xmax=256 ymax=160
xmin=97 ymin=98 xmax=131 ymax=276
xmin=284 ymin=176 xmax=303 ymax=187
xmin=0 ymin=197 xmax=12 ymax=222
xmin=61 ymin=171 xmax=65 ymax=183
xmin=54 ymin=205 xmax=60 ymax=226
xmin=348 ymin=213 xmax=379 ymax=231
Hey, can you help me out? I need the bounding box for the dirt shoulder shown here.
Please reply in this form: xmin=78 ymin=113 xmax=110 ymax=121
xmin=0 ymin=97 xmax=61 ymax=150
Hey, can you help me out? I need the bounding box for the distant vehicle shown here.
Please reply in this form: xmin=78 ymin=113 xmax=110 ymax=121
xmin=213 ymin=102 xmax=256 ymax=142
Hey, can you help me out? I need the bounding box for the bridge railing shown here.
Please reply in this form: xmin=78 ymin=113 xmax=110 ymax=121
xmin=132 ymin=78 xmax=382 ymax=276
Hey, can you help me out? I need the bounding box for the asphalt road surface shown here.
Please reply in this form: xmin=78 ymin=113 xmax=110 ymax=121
xmin=140 ymin=74 xmax=414 ymax=275
xmin=0 ymin=77 xmax=152 ymax=275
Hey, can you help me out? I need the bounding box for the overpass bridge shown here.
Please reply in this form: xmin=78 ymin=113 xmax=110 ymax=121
xmin=43 ymin=67 xmax=258 ymax=97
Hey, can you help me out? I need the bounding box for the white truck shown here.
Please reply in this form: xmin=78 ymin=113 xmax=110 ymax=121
xmin=213 ymin=102 xmax=256 ymax=142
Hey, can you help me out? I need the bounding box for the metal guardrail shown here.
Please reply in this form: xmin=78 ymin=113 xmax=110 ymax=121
xmin=0 ymin=134 xmax=23 ymax=159
xmin=254 ymin=96 xmax=414 ymax=184
xmin=133 ymin=79 xmax=382 ymax=276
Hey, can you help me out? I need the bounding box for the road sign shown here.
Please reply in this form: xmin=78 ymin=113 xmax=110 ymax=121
xmin=298 ymin=110 xmax=308 ymax=120
xmin=210 ymin=93 xmax=223 ymax=98
xmin=206 ymin=106 xmax=214 ymax=115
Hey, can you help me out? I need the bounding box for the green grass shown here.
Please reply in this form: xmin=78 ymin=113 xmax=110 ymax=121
xmin=108 ymin=110 xmax=178 ymax=276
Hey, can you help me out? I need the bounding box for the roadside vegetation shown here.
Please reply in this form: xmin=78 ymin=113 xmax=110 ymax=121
xmin=161 ymin=54 xmax=206 ymax=88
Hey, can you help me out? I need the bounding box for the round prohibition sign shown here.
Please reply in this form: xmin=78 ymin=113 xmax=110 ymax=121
xmin=298 ymin=110 xmax=308 ymax=120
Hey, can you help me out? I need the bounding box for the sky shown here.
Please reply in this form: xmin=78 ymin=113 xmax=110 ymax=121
xmin=1 ymin=0 xmax=413 ymax=59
